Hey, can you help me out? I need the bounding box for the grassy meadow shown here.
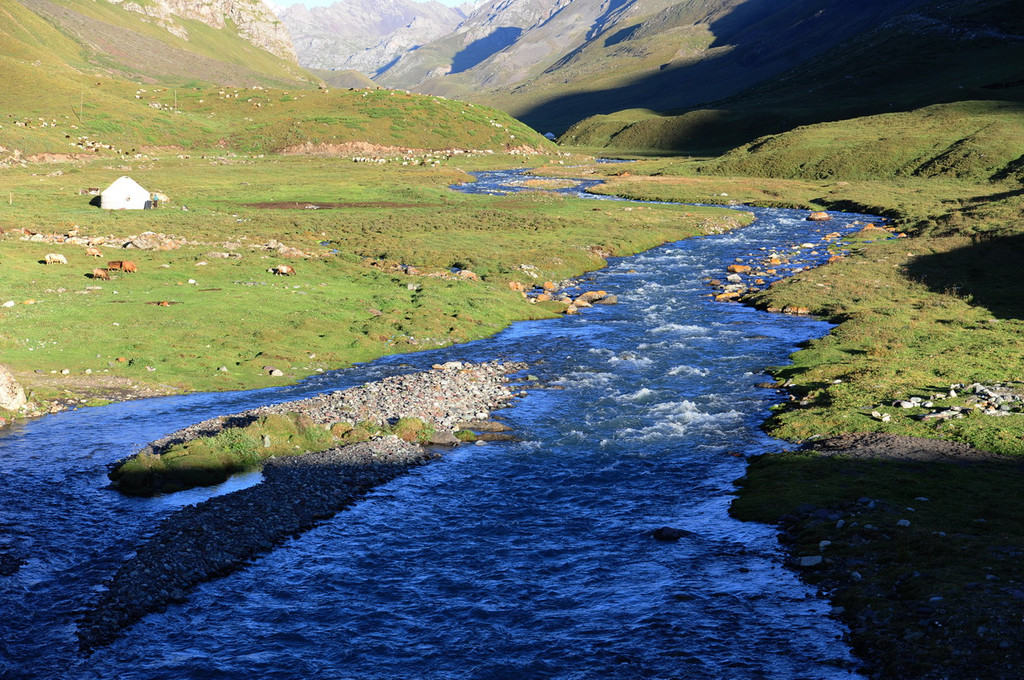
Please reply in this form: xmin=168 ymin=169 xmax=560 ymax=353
xmin=0 ymin=152 xmax=742 ymax=408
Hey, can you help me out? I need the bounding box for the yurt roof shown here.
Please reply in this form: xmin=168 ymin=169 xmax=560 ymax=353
xmin=102 ymin=176 xmax=148 ymax=195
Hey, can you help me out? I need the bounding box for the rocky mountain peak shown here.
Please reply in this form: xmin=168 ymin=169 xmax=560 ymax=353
xmin=280 ymin=0 xmax=465 ymax=72
xmin=109 ymin=0 xmax=297 ymax=61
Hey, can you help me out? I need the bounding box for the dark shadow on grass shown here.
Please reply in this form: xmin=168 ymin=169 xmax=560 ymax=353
xmin=961 ymin=186 xmax=1024 ymax=203
xmin=731 ymin=442 xmax=1024 ymax=678
xmin=905 ymin=233 xmax=1024 ymax=320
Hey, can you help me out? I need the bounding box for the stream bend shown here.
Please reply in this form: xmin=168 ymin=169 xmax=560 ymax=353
xmin=0 ymin=170 xmax=871 ymax=679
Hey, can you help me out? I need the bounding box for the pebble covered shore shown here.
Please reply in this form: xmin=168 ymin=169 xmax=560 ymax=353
xmin=78 ymin=360 xmax=527 ymax=650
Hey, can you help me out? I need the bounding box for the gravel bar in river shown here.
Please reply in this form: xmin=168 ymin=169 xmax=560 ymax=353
xmin=78 ymin=360 xmax=527 ymax=651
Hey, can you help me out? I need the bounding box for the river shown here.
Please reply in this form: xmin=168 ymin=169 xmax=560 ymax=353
xmin=0 ymin=169 xmax=870 ymax=678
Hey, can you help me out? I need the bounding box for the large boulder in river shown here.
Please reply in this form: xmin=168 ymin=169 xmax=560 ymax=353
xmin=575 ymin=290 xmax=608 ymax=305
xmin=652 ymin=526 xmax=694 ymax=541
xmin=0 ymin=365 xmax=27 ymax=412
xmin=807 ymin=211 xmax=831 ymax=221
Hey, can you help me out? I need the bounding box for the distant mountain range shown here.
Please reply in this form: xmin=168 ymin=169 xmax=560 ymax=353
xmin=4 ymin=0 xmax=1022 ymax=156
xmin=279 ymin=0 xmax=1024 ymax=145
xmin=279 ymin=0 xmax=470 ymax=73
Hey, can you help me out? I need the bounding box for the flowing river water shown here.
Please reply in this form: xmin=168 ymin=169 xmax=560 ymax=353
xmin=0 ymin=169 xmax=872 ymax=679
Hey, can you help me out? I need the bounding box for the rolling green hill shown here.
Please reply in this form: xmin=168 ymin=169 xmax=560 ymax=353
xmin=559 ymin=0 xmax=1024 ymax=156
xmin=0 ymin=0 xmax=554 ymax=159
xmin=696 ymin=101 xmax=1024 ymax=184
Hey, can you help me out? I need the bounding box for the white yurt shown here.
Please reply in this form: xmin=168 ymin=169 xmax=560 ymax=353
xmin=100 ymin=176 xmax=152 ymax=210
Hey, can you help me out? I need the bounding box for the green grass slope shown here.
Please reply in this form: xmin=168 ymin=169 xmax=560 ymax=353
xmin=559 ymin=0 xmax=1024 ymax=153
xmin=2 ymin=79 xmax=553 ymax=160
xmin=6 ymin=0 xmax=309 ymax=88
xmin=697 ymin=101 xmax=1024 ymax=183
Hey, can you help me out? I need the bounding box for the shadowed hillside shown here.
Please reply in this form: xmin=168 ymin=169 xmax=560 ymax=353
xmin=694 ymin=101 xmax=1024 ymax=183
xmin=558 ymin=0 xmax=1024 ymax=152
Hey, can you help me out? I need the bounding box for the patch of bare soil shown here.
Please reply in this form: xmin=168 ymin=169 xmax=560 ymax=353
xmin=25 ymin=153 xmax=92 ymax=163
xmin=18 ymin=371 xmax=180 ymax=406
xmin=279 ymin=141 xmax=423 ymax=156
xmin=804 ymin=431 xmax=1011 ymax=462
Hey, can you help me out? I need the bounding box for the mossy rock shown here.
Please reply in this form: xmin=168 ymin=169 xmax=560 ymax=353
xmin=454 ymin=429 xmax=478 ymax=442
xmin=289 ymin=412 xmax=317 ymax=432
xmin=330 ymin=420 xmax=354 ymax=438
xmin=393 ymin=417 xmax=427 ymax=442
xmin=251 ymin=412 xmax=298 ymax=436
xmin=533 ymin=299 xmax=572 ymax=314
xmin=338 ymin=425 xmax=372 ymax=444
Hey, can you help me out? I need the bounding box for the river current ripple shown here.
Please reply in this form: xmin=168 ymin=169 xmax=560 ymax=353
xmin=1 ymin=170 xmax=869 ymax=679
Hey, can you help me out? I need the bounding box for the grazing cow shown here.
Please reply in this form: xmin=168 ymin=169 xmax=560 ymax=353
xmin=44 ymin=253 xmax=68 ymax=265
xmin=268 ymin=264 xmax=295 ymax=276
xmin=107 ymin=260 xmax=137 ymax=273
xmin=91 ymin=268 xmax=110 ymax=280
xmin=85 ymin=247 xmax=103 ymax=257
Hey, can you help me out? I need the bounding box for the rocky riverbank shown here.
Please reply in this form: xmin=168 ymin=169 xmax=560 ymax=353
xmin=79 ymin=360 xmax=527 ymax=650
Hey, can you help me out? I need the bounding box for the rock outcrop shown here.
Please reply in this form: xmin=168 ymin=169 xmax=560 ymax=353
xmin=0 ymin=365 xmax=27 ymax=412
xmin=109 ymin=0 xmax=296 ymax=61
xmin=280 ymin=0 xmax=464 ymax=73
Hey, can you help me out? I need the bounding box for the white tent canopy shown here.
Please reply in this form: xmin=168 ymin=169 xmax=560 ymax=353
xmin=100 ymin=176 xmax=151 ymax=210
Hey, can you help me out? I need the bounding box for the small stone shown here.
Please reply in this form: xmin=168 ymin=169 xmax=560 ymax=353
xmin=652 ymin=526 xmax=693 ymax=542
xmin=797 ymin=556 xmax=823 ymax=568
